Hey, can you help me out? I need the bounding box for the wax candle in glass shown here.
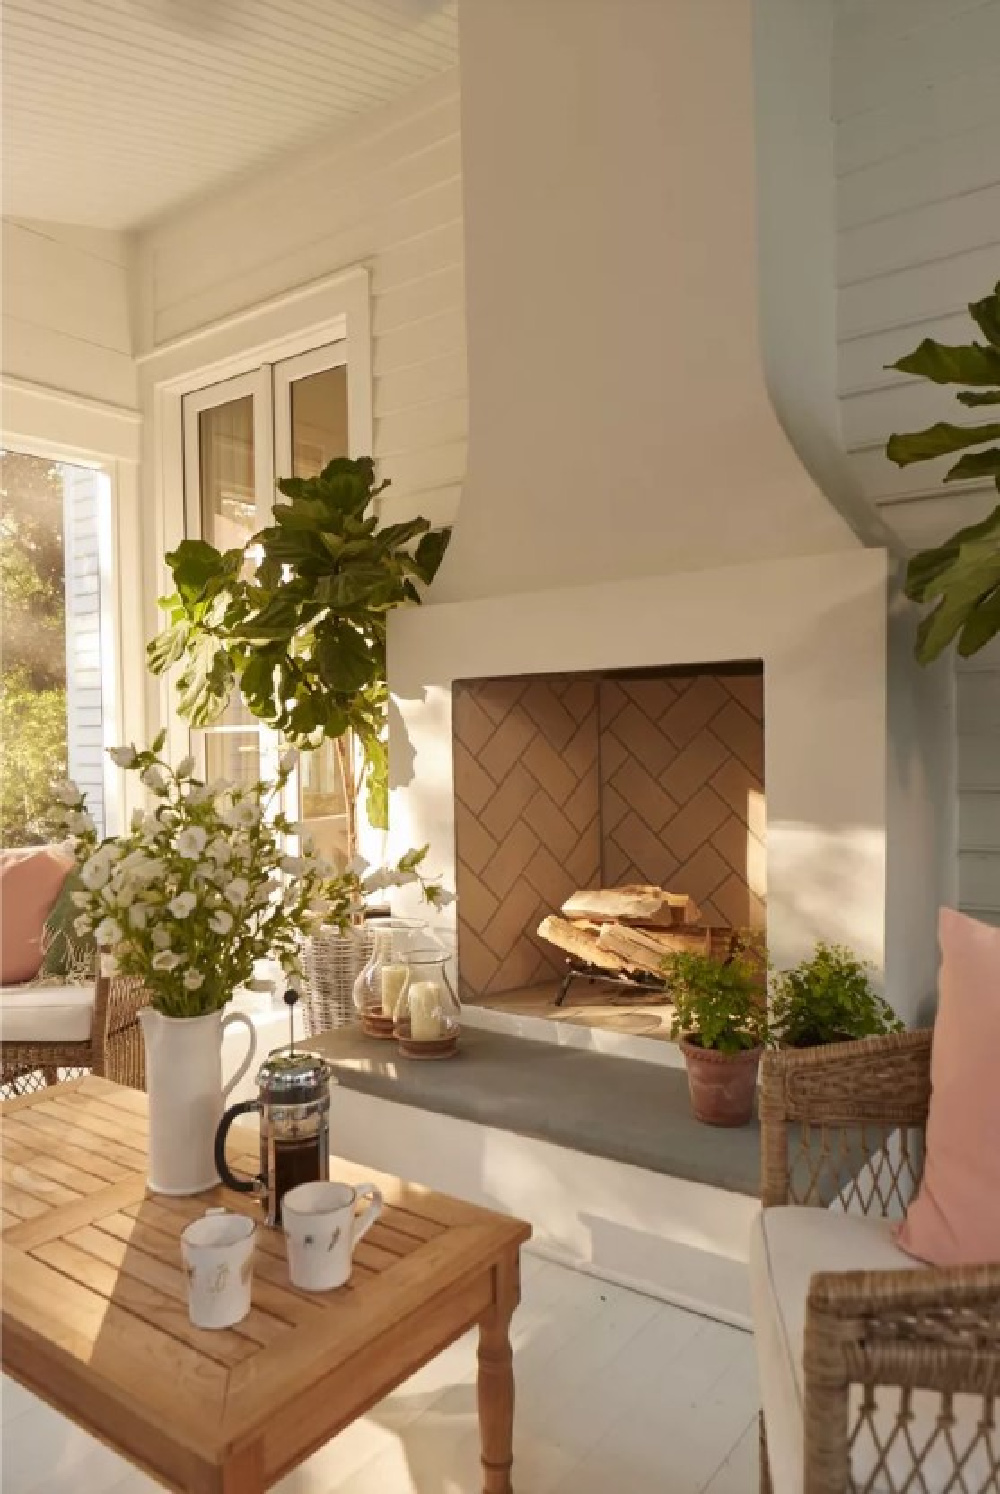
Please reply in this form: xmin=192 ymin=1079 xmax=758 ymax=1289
xmin=352 ymin=919 xmax=426 ymax=1036
xmin=395 ymin=947 xmax=460 ymax=1057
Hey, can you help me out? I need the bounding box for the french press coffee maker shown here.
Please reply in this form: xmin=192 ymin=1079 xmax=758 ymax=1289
xmin=214 ymin=991 xmax=334 ymax=1226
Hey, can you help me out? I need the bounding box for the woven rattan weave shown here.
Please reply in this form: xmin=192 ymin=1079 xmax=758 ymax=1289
xmin=759 ymin=1032 xmax=1000 ymax=1494
xmin=0 ymin=970 xmax=146 ymax=1098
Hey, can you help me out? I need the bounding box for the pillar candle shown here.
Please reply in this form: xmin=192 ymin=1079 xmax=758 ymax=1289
xmin=381 ymin=964 xmax=408 ymax=1018
xmin=408 ymin=980 xmax=444 ymax=1041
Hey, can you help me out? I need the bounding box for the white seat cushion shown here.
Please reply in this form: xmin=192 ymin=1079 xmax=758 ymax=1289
xmin=750 ymin=1206 xmax=993 ymax=1494
xmin=0 ymin=982 xmax=94 ymax=1044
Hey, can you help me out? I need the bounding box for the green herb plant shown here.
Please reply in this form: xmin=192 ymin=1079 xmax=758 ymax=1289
xmin=886 ymin=281 xmax=1000 ymax=662
xmin=770 ymin=942 xmax=903 ymax=1049
xmin=147 ymin=457 xmax=451 ymax=854
xmin=663 ymin=950 xmax=768 ymax=1054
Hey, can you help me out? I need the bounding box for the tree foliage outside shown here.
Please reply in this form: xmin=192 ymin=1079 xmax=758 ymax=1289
xmin=1 ymin=450 xmax=69 ymax=847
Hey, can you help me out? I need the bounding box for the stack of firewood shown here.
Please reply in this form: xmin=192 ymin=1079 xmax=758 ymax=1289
xmin=537 ymin=885 xmax=734 ymax=979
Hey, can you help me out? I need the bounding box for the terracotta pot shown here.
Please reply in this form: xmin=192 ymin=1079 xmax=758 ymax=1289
xmin=678 ymin=1034 xmax=762 ymax=1127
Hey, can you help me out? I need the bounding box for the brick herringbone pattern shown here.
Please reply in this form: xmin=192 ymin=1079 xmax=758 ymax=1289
xmin=599 ymin=673 xmax=765 ymax=930
xmin=453 ymin=679 xmax=601 ymax=999
xmin=453 ymin=669 xmax=766 ymax=999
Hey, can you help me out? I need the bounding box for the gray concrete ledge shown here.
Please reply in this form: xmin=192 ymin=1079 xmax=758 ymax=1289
xmin=305 ymin=1024 xmax=760 ymax=1197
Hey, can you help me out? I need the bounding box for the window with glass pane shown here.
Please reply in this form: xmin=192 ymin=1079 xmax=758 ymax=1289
xmin=194 ymin=395 xmax=260 ymax=772
xmin=287 ymin=363 xmax=351 ymax=865
xmin=1 ymin=449 xmax=110 ymax=845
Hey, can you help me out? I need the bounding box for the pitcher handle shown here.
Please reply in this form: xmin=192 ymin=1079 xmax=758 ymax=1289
xmin=351 ymin=1184 xmax=383 ymax=1245
xmin=221 ymin=1009 xmax=257 ymax=1100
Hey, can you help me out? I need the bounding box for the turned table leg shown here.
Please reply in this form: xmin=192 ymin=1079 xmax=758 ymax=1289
xmin=477 ymin=1252 xmax=520 ymax=1494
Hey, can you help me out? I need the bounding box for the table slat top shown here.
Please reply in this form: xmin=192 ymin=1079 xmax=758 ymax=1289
xmin=1 ymin=1078 xmax=529 ymax=1465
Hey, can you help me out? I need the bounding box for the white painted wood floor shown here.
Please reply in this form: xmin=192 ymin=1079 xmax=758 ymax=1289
xmin=0 ymin=1255 xmax=759 ymax=1494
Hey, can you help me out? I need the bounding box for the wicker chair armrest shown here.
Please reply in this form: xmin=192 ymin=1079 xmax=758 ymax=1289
xmin=92 ymin=968 xmax=148 ymax=1040
xmin=802 ymin=1264 xmax=1000 ymax=1493
xmin=761 ymin=1031 xmax=933 ymax=1210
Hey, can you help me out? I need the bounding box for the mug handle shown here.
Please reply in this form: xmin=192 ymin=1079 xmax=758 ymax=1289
xmin=351 ymin=1184 xmax=383 ymax=1245
xmin=221 ymin=1010 xmax=258 ymax=1100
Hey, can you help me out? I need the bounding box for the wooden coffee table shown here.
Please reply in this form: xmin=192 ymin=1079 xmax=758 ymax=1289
xmin=0 ymin=1078 xmax=531 ymax=1492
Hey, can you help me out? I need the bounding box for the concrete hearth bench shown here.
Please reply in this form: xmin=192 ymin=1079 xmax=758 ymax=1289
xmin=306 ymin=1024 xmax=760 ymax=1198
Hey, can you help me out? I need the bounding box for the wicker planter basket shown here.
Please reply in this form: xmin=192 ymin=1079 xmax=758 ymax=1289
xmin=303 ymin=925 xmax=376 ymax=1037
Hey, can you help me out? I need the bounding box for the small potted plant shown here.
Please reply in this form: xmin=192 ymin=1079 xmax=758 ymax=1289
xmin=663 ymin=948 xmax=768 ymax=1127
xmin=770 ymin=942 xmax=903 ymax=1049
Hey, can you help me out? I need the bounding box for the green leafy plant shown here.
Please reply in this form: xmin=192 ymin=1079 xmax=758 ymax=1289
xmin=770 ymin=942 xmax=903 ymax=1049
xmin=886 ymin=282 xmax=1000 ymax=662
xmin=147 ymin=457 xmax=451 ymax=848
xmin=663 ymin=950 xmax=768 ymax=1054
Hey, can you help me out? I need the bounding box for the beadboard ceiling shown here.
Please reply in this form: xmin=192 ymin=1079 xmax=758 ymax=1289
xmin=1 ymin=0 xmax=459 ymax=230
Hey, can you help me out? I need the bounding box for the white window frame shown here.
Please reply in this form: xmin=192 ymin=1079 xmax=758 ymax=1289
xmin=0 ymin=377 xmax=142 ymax=833
xmin=138 ymin=266 xmax=373 ymax=765
xmin=272 ymin=340 xmax=350 ymax=479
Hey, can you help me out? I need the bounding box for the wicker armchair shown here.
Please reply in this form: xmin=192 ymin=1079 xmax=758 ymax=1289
xmin=0 ymin=969 xmax=147 ymax=1097
xmin=756 ymin=1031 xmax=1000 ymax=1494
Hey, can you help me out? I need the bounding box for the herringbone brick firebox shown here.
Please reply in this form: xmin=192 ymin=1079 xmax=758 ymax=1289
xmin=452 ymin=665 xmax=765 ymax=1001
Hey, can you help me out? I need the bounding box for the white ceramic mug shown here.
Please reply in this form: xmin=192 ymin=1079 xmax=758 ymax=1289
xmin=282 ymin=1180 xmax=383 ymax=1292
xmin=180 ymin=1208 xmax=255 ymax=1329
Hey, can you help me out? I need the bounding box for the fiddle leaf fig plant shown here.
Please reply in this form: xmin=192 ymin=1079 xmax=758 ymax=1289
xmin=148 ymin=457 xmax=451 ymax=846
xmin=886 ymin=281 xmax=1000 ymax=662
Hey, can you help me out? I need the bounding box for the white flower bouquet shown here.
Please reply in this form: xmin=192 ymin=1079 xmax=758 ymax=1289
xmin=55 ymin=735 xmax=448 ymax=1019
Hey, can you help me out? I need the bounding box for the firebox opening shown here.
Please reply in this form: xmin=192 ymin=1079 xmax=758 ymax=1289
xmin=452 ymin=660 xmax=766 ymax=1033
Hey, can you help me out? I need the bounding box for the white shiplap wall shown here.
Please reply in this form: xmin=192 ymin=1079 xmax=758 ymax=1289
xmin=132 ymin=69 xmax=466 ymax=535
xmin=833 ymin=0 xmax=1000 ymax=925
xmin=1 ymin=220 xmax=137 ymax=410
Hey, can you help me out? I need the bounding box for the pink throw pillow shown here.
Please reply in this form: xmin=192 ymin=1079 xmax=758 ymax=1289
xmin=896 ymin=908 xmax=1000 ymax=1266
xmin=0 ymin=845 xmax=74 ymax=985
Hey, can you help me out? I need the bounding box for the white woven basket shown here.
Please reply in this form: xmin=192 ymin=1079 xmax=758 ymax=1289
xmin=303 ymin=925 xmax=376 ymax=1036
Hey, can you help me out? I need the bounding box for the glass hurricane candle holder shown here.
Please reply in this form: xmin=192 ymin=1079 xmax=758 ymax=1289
xmin=394 ymin=948 xmax=461 ymax=1059
xmin=352 ymin=919 xmax=426 ymax=1039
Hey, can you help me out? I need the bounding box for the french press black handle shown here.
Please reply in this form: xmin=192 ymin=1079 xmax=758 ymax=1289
xmin=214 ymin=1100 xmax=263 ymax=1194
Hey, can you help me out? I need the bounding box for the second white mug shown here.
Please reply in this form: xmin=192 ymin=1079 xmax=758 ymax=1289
xmin=282 ymin=1179 xmax=383 ymax=1292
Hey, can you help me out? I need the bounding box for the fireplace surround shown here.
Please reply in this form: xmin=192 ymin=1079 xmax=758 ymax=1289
xmin=386 ymin=546 xmax=918 ymax=1016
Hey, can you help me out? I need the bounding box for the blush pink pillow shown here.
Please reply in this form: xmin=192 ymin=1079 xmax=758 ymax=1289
xmin=0 ymin=845 xmax=74 ymax=986
xmin=896 ymin=908 xmax=1000 ymax=1266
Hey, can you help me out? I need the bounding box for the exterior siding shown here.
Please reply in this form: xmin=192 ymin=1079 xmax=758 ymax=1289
xmin=834 ymin=0 xmax=1000 ymax=923
xmin=63 ymin=467 xmax=106 ymax=832
xmin=132 ymin=69 xmax=467 ymax=534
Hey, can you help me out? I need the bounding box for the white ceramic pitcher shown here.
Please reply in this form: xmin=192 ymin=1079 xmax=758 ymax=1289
xmin=139 ymin=1007 xmax=257 ymax=1195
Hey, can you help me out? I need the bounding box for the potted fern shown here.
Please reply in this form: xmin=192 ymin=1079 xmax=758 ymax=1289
xmin=663 ymin=948 xmax=768 ymax=1127
xmin=770 ymin=942 xmax=903 ymax=1050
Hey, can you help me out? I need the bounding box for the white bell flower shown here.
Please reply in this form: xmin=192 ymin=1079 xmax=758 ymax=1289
xmin=152 ymin=950 xmax=184 ymax=972
xmin=168 ymin=892 xmax=197 ymax=919
xmin=71 ymin=890 xmax=90 ymax=909
xmin=95 ymin=917 xmax=123 ymax=946
xmin=176 ymin=754 xmax=196 ymax=778
xmin=80 ymin=852 xmax=113 ymax=891
xmin=108 ymin=745 xmax=138 ymax=768
xmin=207 ymin=838 xmax=233 ymax=865
xmin=73 ymin=915 xmax=92 ymax=937
xmin=279 ymin=855 xmax=309 ymax=876
xmin=151 ymin=926 xmax=172 ymax=949
xmin=183 ymin=969 xmax=205 ymax=990
xmin=224 ymin=877 xmax=250 ymax=907
xmin=279 ymin=748 xmax=299 ymax=773
xmin=175 ymin=826 xmax=208 ymax=860
xmin=52 ymin=780 xmax=82 ymax=806
xmin=129 ymin=904 xmax=149 ymax=929
xmin=345 ymin=854 xmax=370 ymax=877
xmin=209 ymin=908 xmax=234 ymax=936
xmin=66 ymin=810 xmax=95 ymax=836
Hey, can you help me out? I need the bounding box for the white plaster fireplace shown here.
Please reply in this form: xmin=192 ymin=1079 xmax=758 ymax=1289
xmin=389 ymin=547 xmax=890 ymax=1000
xmin=385 ymin=0 xmax=951 ymax=1035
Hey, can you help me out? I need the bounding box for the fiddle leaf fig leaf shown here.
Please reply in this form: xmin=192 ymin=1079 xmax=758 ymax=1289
xmin=969 ymin=283 xmax=1000 ymax=349
xmin=888 ymin=286 xmax=1000 ymax=663
xmin=886 ymin=421 xmax=1000 ymax=467
xmin=412 ymin=527 xmax=452 ymax=583
xmin=889 ymin=338 xmax=1000 ymax=387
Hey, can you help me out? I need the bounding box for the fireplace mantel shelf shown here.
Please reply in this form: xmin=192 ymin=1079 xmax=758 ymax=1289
xmin=305 ymin=1025 xmax=760 ymax=1198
